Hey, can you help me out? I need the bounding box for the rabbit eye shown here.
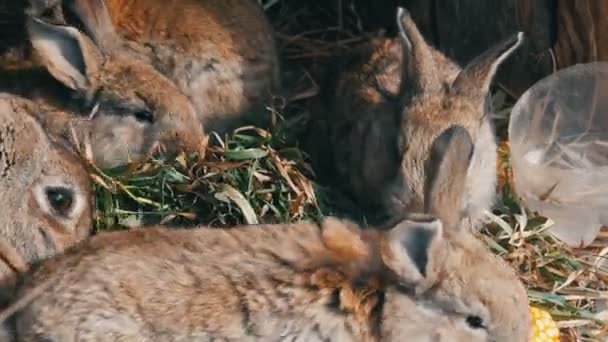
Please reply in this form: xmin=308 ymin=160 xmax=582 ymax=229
xmin=45 ymin=186 xmax=74 ymax=217
xmin=465 ymin=315 xmax=485 ymax=329
xmin=133 ymin=110 xmax=155 ymax=123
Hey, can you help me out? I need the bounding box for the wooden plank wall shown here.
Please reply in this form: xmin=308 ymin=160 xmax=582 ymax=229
xmin=554 ymin=0 xmax=608 ymax=68
xmin=2 ymin=0 xmax=607 ymax=97
xmin=352 ymin=0 xmax=608 ymax=98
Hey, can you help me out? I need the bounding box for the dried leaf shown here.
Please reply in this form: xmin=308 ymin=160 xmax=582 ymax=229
xmin=214 ymin=184 xmax=259 ymax=224
xmin=224 ymin=148 xmax=268 ymax=161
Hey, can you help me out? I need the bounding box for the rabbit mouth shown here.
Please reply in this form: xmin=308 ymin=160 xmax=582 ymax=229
xmin=142 ymin=140 xmax=166 ymax=161
xmin=87 ymin=120 xmax=162 ymax=169
xmin=150 ymin=129 xmax=207 ymax=161
xmin=91 ymin=143 xmax=147 ymax=169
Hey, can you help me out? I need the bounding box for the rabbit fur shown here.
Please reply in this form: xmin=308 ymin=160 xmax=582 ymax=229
xmin=0 ymin=122 xmax=530 ymax=342
xmin=0 ymin=94 xmax=93 ymax=309
xmin=28 ymin=0 xmax=281 ymax=135
xmin=308 ymin=8 xmax=524 ymax=230
xmin=0 ymin=6 xmax=206 ymax=169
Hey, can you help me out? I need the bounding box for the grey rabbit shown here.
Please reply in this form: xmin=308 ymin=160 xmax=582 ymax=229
xmin=0 ymin=95 xmax=93 ymax=291
xmin=308 ymin=7 xmax=524 ymax=230
xmin=0 ymin=123 xmax=530 ymax=341
xmin=0 ymin=94 xmax=94 ymax=340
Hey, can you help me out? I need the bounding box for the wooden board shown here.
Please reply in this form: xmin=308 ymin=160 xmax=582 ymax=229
xmin=0 ymin=0 xmax=27 ymax=54
xmin=553 ymin=0 xmax=608 ymax=68
xmin=348 ymin=0 xmax=558 ymax=97
xmin=433 ymin=0 xmax=555 ymax=97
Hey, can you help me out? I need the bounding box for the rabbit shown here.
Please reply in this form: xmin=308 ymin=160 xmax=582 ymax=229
xmin=0 ymin=124 xmax=531 ymax=341
xmin=28 ymin=0 xmax=281 ymax=135
xmin=0 ymin=8 xmax=206 ymax=170
xmin=0 ymin=94 xmax=93 ymax=307
xmin=308 ymin=7 xmax=524 ymax=230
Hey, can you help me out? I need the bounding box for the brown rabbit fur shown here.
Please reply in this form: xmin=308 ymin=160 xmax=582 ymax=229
xmin=0 ymin=8 xmax=206 ymax=169
xmin=0 ymin=123 xmax=530 ymax=341
xmin=308 ymin=8 xmax=524 ymax=229
xmin=0 ymin=94 xmax=93 ymax=307
xmin=29 ymin=0 xmax=280 ymax=135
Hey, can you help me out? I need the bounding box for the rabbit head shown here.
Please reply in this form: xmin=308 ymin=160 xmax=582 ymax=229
xmin=0 ymin=95 xmax=92 ymax=294
xmin=24 ymin=0 xmax=205 ymax=169
xmin=381 ymin=8 xmax=524 ymax=227
xmin=376 ymin=125 xmax=530 ymax=341
xmin=27 ymin=0 xmax=280 ymax=136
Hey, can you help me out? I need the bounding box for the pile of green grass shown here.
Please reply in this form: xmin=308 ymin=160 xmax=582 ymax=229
xmin=91 ymin=126 xmax=322 ymax=231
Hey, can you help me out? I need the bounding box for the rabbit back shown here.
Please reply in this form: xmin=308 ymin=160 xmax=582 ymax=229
xmin=6 ymin=195 xmax=529 ymax=342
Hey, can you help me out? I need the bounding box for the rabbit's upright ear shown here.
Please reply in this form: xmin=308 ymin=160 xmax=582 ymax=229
xmin=424 ymin=125 xmax=474 ymax=230
xmin=380 ymin=216 xmax=446 ymax=288
xmin=65 ymin=0 xmax=119 ymax=50
xmin=451 ymin=32 xmax=524 ymax=104
xmin=27 ymin=16 xmax=102 ymax=92
xmin=395 ymin=7 xmax=441 ymax=102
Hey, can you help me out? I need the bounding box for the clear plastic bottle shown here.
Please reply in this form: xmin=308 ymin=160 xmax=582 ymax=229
xmin=509 ymin=62 xmax=608 ymax=247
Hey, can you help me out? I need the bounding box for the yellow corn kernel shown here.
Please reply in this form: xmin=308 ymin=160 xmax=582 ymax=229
xmin=529 ymin=307 xmax=560 ymax=342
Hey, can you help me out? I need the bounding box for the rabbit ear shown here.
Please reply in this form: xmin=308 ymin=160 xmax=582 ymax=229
xmin=65 ymin=0 xmax=119 ymax=50
xmin=423 ymin=125 xmax=474 ymax=230
xmin=396 ymin=7 xmax=441 ymax=102
xmin=381 ymin=216 xmax=446 ymax=287
xmin=451 ymin=32 xmax=524 ymax=102
xmin=27 ymin=16 xmax=102 ymax=92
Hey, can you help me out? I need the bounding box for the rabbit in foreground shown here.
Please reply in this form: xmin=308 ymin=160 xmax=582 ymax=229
xmin=309 ymin=8 xmax=524 ymax=229
xmin=0 ymin=8 xmax=206 ymax=169
xmin=29 ymin=0 xmax=280 ymax=135
xmin=1 ymin=125 xmax=530 ymax=341
xmin=0 ymin=94 xmax=93 ymax=305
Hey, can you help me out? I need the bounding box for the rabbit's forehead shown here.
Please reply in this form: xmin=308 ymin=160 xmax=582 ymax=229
xmin=405 ymin=95 xmax=480 ymax=131
xmin=42 ymin=147 xmax=89 ymax=187
xmin=381 ymin=289 xmax=485 ymax=341
xmin=0 ymin=100 xmax=87 ymax=188
xmin=470 ymin=258 xmax=529 ymax=334
xmin=437 ymin=244 xmax=527 ymax=329
xmin=45 ymin=135 xmax=90 ymax=175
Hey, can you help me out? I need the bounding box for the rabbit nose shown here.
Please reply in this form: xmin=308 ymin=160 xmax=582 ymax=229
xmin=183 ymin=134 xmax=207 ymax=159
xmin=170 ymin=125 xmax=207 ymax=158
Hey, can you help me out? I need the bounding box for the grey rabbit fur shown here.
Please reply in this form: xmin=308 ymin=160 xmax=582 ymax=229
xmin=0 ymin=94 xmax=93 ymax=341
xmin=0 ymin=117 xmax=530 ymax=342
xmin=307 ymin=7 xmax=524 ymax=230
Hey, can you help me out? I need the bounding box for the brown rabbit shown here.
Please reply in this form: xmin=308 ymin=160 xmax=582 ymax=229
xmin=29 ymin=0 xmax=280 ymax=135
xmin=0 ymin=94 xmax=93 ymax=305
xmin=0 ymin=9 xmax=206 ymax=169
xmin=0 ymin=124 xmax=530 ymax=341
xmin=309 ymin=8 xmax=524 ymax=229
